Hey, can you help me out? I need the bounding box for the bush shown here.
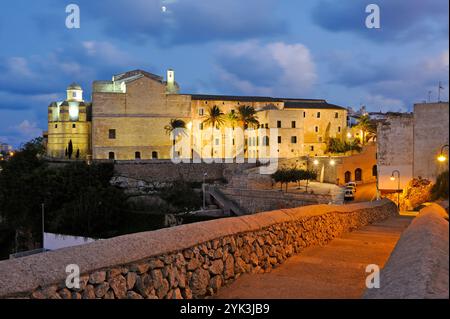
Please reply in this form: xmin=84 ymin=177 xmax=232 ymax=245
xmin=431 ymin=171 xmax=449 ymax=200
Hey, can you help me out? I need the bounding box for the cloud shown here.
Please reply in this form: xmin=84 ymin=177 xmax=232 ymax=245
xmin=312 ymin=0 xmax=448 ymax=43
xmin=77 ymin=0 xmax=286 ymax=46
xmin=212 ymin=41 xmax=317 ymax=97
xmin=14 ymin=120 xmax=43 ymax=139
xmin=325 ymin=50 xmax=449 ymax=111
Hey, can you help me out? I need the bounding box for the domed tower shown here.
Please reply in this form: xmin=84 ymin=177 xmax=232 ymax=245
xmin=47 ymin=83 xmax=91 ymax=159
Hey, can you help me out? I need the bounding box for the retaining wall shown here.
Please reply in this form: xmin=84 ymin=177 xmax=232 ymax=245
xmin=0 ymin=199 xmax=397 ymax=299
xmin=364 ymin=203 xmax=449 ymax=299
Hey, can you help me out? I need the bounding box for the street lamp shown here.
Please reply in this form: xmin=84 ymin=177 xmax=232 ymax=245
xmin=202 ymin=172 xmax=208 ymax=210
xmin=437 ymin=144 xmax=449 ymax=162
xmin=390 ymin=170 xmax=401 ymax=210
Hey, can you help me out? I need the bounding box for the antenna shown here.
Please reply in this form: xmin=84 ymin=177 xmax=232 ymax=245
xmin=428 ymin=90 xmax=432 ymax=103
xmin=438 ymin=81 xmax=444 ymax=102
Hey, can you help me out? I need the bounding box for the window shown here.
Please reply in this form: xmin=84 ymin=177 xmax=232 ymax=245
xmin=135 ymin=152 xmax=141 ymax=159
xmin=54 ymin=124 xmax=58 ymax=128
xmin=355 ymin=168 xmax=362 ymax=181
xmin=291 ymin=121 xmax=296 ymax=128
xmin=291 ymin=136 xmax=297 ymax=144
xmin=338 ymin=126 xmax=341 ymax=132
xmin=303 ymin=112 xmax=306 ymax=118
xmin=109 ymin=129 xmax=116 ymax=139
xmin=315 ymin=126 xmax=319 ymax=133
xmin=72 ymin=124 xmax=76 ymax=128
xmin=199 ymin=123 xmax=203 ymax=130
xmin=277 ymin=121 xmax=282 ymax=128
xmin=278 ymin=136 xmax=282 ymax=144
xmin=215 ymin=138 xmax=220 ymax=146
xmin=317 ymin=112 xmax=321 ymax=118
xmin=152 ymin=151 xmax=158 ymax=159
xmin=335 ymin=112 xmax=339 ymax=118
xmin=310 ymin=146 xmax=314 ymax=151
xmin=265 ymin=123 xmax=269 ymax=128
xmin=72 ymin=92 xmax=77 ymax=98
xmin=372 ymin=165 xmax=377 ymax=177
xmin=318 ymin=137 xmax=323 ymax=142
xmin=108 ymin=152 xmax=115 ymax=160
xmin=198 ymin=108 xmax=204 ymax=116
xmin=263 ymin=136 xmax=269 ymax=146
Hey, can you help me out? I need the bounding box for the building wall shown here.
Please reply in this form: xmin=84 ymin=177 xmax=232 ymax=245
xmin=47 ymin=102 xmax=90 ymax=159
xmin=336 ymin=143 xmax=377 ymax=185
xmin=413 ymin=103 xmax=449 ymax=181
xmin=377 ymin=114 xmax=414 ymax=190
xmin=91 ymin=77 xmax=191 ymax=160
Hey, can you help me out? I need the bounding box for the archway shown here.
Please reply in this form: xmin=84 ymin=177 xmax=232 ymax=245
xmin=372 ymin=165 xmax=377 ymax=177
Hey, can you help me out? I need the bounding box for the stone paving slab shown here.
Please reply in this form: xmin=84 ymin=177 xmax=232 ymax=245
xmin=215 ymin=216 xmax=413 ymax=299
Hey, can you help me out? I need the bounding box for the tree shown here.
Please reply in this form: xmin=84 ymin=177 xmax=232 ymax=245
xmin=202 ymin=106 xmax=225 ymax=157
xmin=164 ymin=119 xmax=187 ymax=158
xmin=68 ymin=140 xmax=73 ymax=159
xmin=355 ymin=114 xmax=377 ymax=144
xmin=237 ymin=105 xmax=259 ymax=129
xmin=76 ymin=149 xmax=80 ymax=159
xmin=226 ymin=110 xmax=238 ymax=129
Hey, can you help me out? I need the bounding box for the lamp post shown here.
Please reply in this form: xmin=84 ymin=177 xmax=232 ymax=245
xmin=202 ymin=172 xmax=208 ymax=210
xmin=437 ymin=144 xmax=449 ymax=163
xmin=390 ymin=170 xmax=401 ymax=210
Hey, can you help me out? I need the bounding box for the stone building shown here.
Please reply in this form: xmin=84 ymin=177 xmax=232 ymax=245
xmin=46 ymin=83 xmax=91 ymax=159
xmin=47 ymin=69 xmax=348 ymax=161
xmin=377 ymin=102 xmax=449 ymax=191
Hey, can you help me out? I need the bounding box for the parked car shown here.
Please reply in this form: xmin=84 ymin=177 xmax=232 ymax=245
xmin=344 ymin=189 xmax=355 ymax=200
xmin=346 ymin=182 xmax=357 ymax=189
xmin=345 ymin=185 xmax=356 ymax=193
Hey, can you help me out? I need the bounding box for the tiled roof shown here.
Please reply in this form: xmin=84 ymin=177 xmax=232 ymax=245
xmin=113 ymin=70 xmax=164 ymax=83
xmin=284 ymin=101 xmax=346 ymax=110
xmin=190 ymin=94 xmax=279 ymax=102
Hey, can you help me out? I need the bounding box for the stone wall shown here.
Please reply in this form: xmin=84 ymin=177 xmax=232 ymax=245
xmin=0 ymin=199 xmax=397 ymax=299
xmin=114 ymin=161 xmax=256 ymax=183
xmin=219 ymin=187 xmax=333 ymax=214
xmin=364 ymin=203 xmax=449 ymax=299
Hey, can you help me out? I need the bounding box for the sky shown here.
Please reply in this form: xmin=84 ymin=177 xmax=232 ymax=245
xmin=0 ymin=0 xmax=448 ymax=147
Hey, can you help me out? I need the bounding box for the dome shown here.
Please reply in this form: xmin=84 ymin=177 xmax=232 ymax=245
xmin=67 ymin=82 xmax=82 ymax=90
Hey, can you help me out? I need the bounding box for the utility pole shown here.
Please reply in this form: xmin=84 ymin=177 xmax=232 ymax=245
xmin=41 ymin=203 xmax=45 ymax=250
xmin=438 ymin=81 xmax=444 ymax=102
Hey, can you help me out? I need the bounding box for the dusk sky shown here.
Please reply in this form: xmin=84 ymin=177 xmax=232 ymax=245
xmin=0 ymin=0 xmax=448 ymax=147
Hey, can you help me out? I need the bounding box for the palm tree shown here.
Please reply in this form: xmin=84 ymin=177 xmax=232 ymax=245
xmin=355 ymin=114 xmax=376 ymax=145
xmin=165 ymin=119 xmax=187 ymax=157
xmin=237 ymin=105 xmax=259 ymax=156
xmin=203 ymin=105 xmax=225 ymax=157
xmin=226 ymin=110 xmax=238 ymax=129
xmin=237 ymin=105 xmax=259 ymax=129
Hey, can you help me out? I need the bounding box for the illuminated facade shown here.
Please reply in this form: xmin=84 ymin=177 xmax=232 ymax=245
xmin=47 ymin=70 xmax=348 ymax=161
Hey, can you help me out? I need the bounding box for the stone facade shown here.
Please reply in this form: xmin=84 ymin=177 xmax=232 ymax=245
xmin=0 ymin=200 xmax=397 ymax=299
xmin=47 ymin=69 xmax=348 ymax=161
xmin=377 ymin=103 xmax=449 ymax=191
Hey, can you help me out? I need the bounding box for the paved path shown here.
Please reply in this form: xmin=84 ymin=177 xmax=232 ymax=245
xmin=216 ymin=215 xmax=413 ymax=299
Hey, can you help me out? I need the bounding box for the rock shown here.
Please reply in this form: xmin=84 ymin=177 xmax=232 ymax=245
xmin=182 ymin=287 xmax=193 ymax=299
xmin=89 ymin=271 xmax=106 ymax=284
xmin=149 ymin=259 xmax=165 ymax=269
xmin=135 ymin=274 xmax=153 ymax=298
xmin=126 ymin=272 xmax=137 ymax=290
xmin=58 ymin=288 xmax=72 ymax=299
xmin=183 ymin=249 xmax=194 ymax=259
xmin=130 ymin=263 xmax=150 ymax=274
xmin=209 ymin=259 xmax=224 ymax=275
xmin=249 ymin=253 xmax=259 ymax=266
xmin=177 ymin=271 xmax=187 ymax=289
xmin=190 ymin=268 xmax=210 ymax=297
xmin=166 ymin=266 xmax=178 ymax=288
xmin=108 ymin=275 xmax=127 ymax=299
xmin=103 ymin=290 xmax=115 ymax=299
xmin=72 ymin=292 xmax=82 ymax=299
xmin=127 ymin=291 xmax=144 ymax=299
xmin=213 ymin=248 xmax=223 ymax=259
xmin=234 ymin=257 xmax=247 ymax=273
xmin=209 ymin=275 xmax=222 ymax=291
xmin=171 ymin=288 xmax=183 ymax=299
xmin=187 ymin=257 xmax=200 ymax=271
xmin=224 ymin=254 xmax=235 ymax=279
xmin=82 ymin=285 xmax=96 ymax=299
xmin=107 ymin=267 xmax=127 ymax=280
xmin=94 ymin=282 xmax=110 ymax=298
xmin=151 ymin=269 xmax=164 ymax=289
xmin=156 ymin=279 xmax=170 ymax=299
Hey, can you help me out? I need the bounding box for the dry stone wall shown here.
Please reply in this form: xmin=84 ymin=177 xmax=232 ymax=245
xmin=0 ymin=200 xmax=397 ymax=299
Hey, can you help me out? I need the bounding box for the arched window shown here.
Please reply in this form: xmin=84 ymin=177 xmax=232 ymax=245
xmin=135 ymin=152 xmax=141 ymax=160
xmin=355 ymin=168 xmax=362 ymax=182
xmin=263 ymin=136 xmax=269 ymax=146
xmin=372 ymin=165 xmax=377 ymax=177
xmin=108 ymin=152 xmax=115 ymax=160
xmin=345 ymin=171 xmax=352 ymax=183
xmin=152 ymin=151 xmax=158 ymax=159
